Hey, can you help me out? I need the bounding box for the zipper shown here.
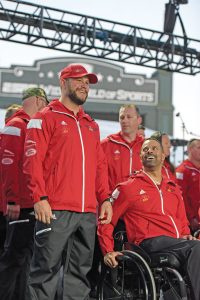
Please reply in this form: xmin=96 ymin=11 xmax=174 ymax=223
xmin=144 ymin=171 xmax=179 ymax=238
xmin=77 ymin=120 xmax=85 ymax=213
xmin=129 ymin=148 xmax=133 ymax=175
xmin=52 ymin=109 xmax=86 ymax=212
xmin=159 ymin=189 xmax=179 ymax=238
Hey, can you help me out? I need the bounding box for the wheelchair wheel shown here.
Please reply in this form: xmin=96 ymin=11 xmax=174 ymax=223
xmin=98 ymin=250 xmax=156 ymax=300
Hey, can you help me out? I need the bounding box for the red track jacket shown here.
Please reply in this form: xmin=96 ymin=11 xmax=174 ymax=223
xmin=98 ymin=171 xmax=190 ymax=255
xmin=101 ymin=132 xmax=143 ymax=192
xmin=162 ymin=160 xmax=176 ymax=182
xmin=23 ymin=100 xmax=109 ymax=212
xmin=176 ymin=159 xmax=200 ymax=223
xmin=0 ymin=109 xmax=31 ymax=211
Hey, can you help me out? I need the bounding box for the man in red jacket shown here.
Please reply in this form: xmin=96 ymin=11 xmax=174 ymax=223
xmin=98 ymin=138 xmax=200 ymax=300
xmin=0 ymin=88 xmax=48 ymax=300
xmin=89 ymin=104 xmax=143 ymax=296
xmin=101 ymin=104 xmax=143 ymax=192
xmin=176 ymin=138 xmax=200 ymax=232
xmin=0 ymin=104 xmax=22 ymax=255
xmin=23 ymin=64 xmax=112 ymax=300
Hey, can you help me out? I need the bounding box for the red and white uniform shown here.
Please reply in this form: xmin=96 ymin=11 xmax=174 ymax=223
xmin=0 ymin=109 xmax=31 ymax=212
xmin=176 ymin=159 xmax=200 ymax=223
xmin=101 ymin=132 xmax=143 ymax=192
xmin=162 ymin=160 xmax=176 ymax=182
xmin=23 ymin=100 xmax=109 ymax=212
xmin=98 ymin=171 xmax=190 ymax=255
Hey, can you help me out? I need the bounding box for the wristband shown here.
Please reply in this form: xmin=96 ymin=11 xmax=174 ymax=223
xmin=103 ymin=198 xmax=113 ymax=204
xmin=40 ymin=196 xmax=48 ymax=201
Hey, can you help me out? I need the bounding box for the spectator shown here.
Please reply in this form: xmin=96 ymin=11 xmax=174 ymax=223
xmin=0 ymin=88 xmax=48 ymax=300
xmin=101 ymin=104 xmax=143 ymax=192
xmin=4 ymin=103 xmax=22 ymax=121
xmin=98 ymin=137 xmax=200 ymax=300
xmin=0 ymin=104 xmax=22 ymax=255
xmin=138 ymin=124 xmax=146 ymax=137
xmin=150 ymin=131 xmax=175 ymax=181
xmin=176 ymin=139 xmax=200 ymax=232
xmin=23 ymin=64 xmax=112 ymax=300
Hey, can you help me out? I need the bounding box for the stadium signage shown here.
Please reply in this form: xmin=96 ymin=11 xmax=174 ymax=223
xmin=0 ymin=57 xmax=158 ymax=105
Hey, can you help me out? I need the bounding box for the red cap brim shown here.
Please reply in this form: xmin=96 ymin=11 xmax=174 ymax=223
xmin=60 ymin=72 xmax=98 ymax=84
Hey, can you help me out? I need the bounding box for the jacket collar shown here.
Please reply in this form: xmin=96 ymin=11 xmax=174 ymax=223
xmin=132 ymin=170 xmax=176 ymax=186
xmin=108 ymin=131 xmax=143 ymax=145
xmin=49 ymin=99 xmax=93 ymax=122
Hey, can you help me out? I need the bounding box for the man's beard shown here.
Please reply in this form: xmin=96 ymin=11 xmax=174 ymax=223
xmin=69 ymin=90 xmax=88 ymax=106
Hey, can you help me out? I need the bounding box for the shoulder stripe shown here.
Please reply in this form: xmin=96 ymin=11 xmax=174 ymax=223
xmin=27 ymin=119 xmax=42 ymax=129
xmin=1 ymin=126 xmax=21 ymax=136
xmin=176 ymin=172 xmax=183 ymax=180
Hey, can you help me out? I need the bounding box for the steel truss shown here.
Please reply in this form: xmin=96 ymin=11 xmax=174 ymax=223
xmin=0 ymin=0 xmax=200 ymax=74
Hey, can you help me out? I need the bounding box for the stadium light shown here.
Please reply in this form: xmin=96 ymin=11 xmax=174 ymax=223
xmin=163 ymin=0 xmax=188 ymax=34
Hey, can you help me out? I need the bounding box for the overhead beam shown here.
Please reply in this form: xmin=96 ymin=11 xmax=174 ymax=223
xmin=0 ymin=0 xmax=200 ymax=74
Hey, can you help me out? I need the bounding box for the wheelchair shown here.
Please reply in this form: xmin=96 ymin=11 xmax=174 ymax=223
xmin=97 ymin=228 xmax=193 ymax=300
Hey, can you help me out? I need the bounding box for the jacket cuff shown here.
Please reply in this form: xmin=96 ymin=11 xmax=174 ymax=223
xmin=98 ymin=193 xmax=111 ymax=205
xmin=33 ymin=195 xmax=48 ymax=204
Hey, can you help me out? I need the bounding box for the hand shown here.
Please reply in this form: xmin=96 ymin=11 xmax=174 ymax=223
xmin=7 ymin=204 xmax=20 ymax=220
xmin=104 ymin=251 xmax=123 ymax=268
xmin=99 ymin=201 xmax=113 ymax=224
xmin=34 ymin=200 xmax=53 ymax=224
xmin=182 ymin=234 xmax=196 ymax=240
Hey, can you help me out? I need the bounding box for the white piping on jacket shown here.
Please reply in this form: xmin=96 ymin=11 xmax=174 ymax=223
xmin=52 ymin=109 xmax=86 ymax=212
xmin=144 ymin=171 xmax=179 ymax=238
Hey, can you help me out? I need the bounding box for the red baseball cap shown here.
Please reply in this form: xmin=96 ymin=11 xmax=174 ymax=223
xmin=59 ymin=64 xmax=98 ymax=84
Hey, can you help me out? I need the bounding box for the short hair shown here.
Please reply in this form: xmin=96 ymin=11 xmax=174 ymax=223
xmin=5 ymin=104 xmax=22 ymax=121
xmin=187 ymin=138 xmax=200 ymax=148
xmin=119 ymin=104 xmax=140 ymax=116
xmin=150 ymin=131 xmax=168 ymax=145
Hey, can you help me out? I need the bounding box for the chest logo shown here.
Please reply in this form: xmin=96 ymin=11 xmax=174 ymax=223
xmin=166 ymin=186 xmax=175 ymax=193
xmin=61 ymin=121 xmax=67 ymax=125
xmin=113 ymin=149 xmax=120 ymax=160
xmin=140 ymin=194 xmax=149 ymax=202
xmin=139 ymin=189 xmax=146 ymax=195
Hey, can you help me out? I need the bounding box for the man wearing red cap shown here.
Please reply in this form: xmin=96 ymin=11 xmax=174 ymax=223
xmin=24 ymin=64 xmax=112 ymax=300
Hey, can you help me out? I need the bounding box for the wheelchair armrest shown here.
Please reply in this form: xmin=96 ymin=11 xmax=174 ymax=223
xmin=116 ymin=254 xmax=133 ymax=263
xmin=124 ymin=242 xmax=151 ymax=264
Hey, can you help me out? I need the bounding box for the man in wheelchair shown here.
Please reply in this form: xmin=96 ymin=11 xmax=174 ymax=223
xmin=98 ymin=137 xmax=200 ymax=300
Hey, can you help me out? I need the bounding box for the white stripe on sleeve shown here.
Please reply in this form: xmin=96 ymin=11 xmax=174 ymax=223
xmin=27 ymin=119 xmax=42 ymax=129
xmin=1 ymin=126 xmax=21 ymax=136
xmin=176 ymin=172 xmax=183 ymax=180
